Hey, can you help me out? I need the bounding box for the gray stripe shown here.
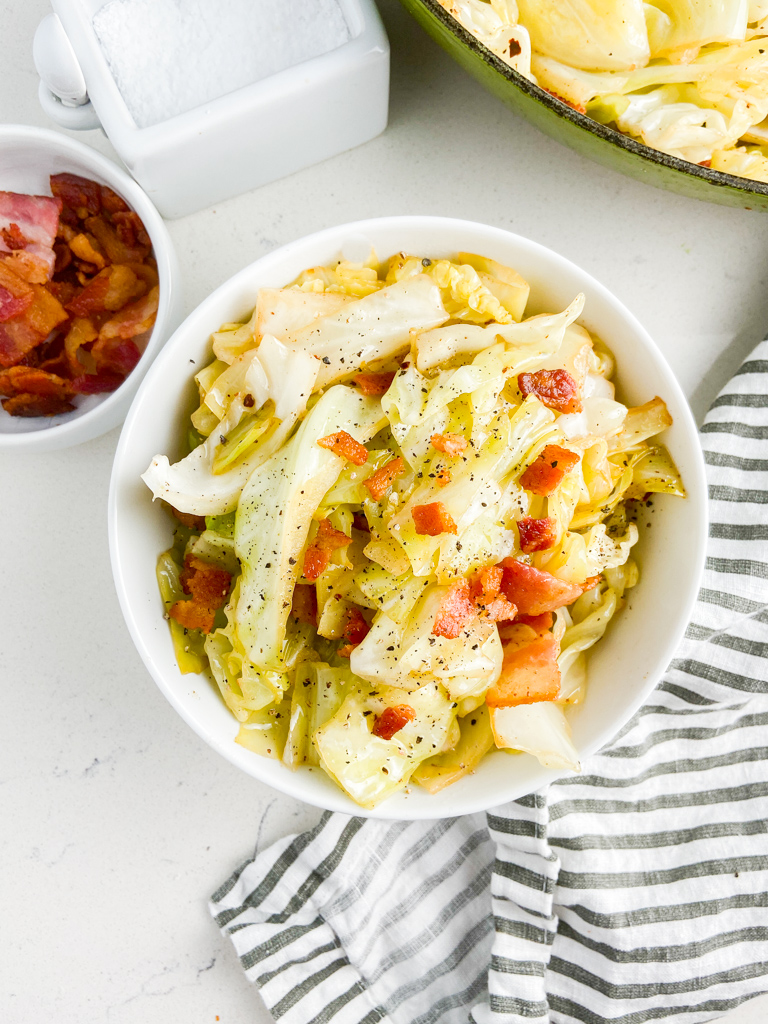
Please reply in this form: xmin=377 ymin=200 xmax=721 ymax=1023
xmin=494 ymin=858 xmax=556 ymax=894
xmin=709 ymin=484 xmax=768 ymax=504
xmin=326 ymin=819 xmax=416 ymax=917
xmin=368 ymin=864 xmax=492 ymax=983
xmin=211 ymin=857 xmax=252 ymax=905
xmin=670 ymin=658 xmax=767 ymax=694
xmin=494 ymin=915 xmax=555 ymax=946
xmin=632 ymin=699 xmax=748 ymax=718
xmin=271 ymin=956 xmax=349 ymax=1018
xmin=602 ymin=713 xmax=768 ymax=759
xmin=704 ymin=450 xmax=768 ymax=472
xmin=487 ymin=813 xmax=540 ymax=838
xmin=698 ymin=587 xmax=766 ymax=614
xmin=706 ymin=556 xmax=768 ymax=578
xmin=734 ymin=359 xmax=768 ymax=377
xmin=564 ymin=890 xmax=768 ymax=930
xmin=655 ymin=680 xmax=719 ymax=705
xmin=215 ymin=814 xmax=332 ymax=928
xmin=700 ymin=420 xmax=768 ymax=439
xmin=401 ymin=817 xmax=463 ymax=870
xmin=256 ymin=939 xmax=339 ymax=987
xmin=709 ymin=392 xmax=768 ymax=409
xmin=551 ymin=817 xmax=768 ymax=852
xmin=687 ymin=616 xmax=768 ymax=642
xmin=410 ymin=969 xmax=490 ymax=1024
xmin=490 ymin=954 xmax=546 ymax=976
xmin=550 ymin=780 xmax=768 ymax=820
xmin=489 ymin=994 xmax=549 ymax=1017
xmin=266 ymin=818 xmax=366 ymax=925
xmin=548 ymin=954 xmax=768 ymax=998
xmin=558 ymin=854 xmax=768 ymax=891
xmin=556 ymin=920 xmax=768 ymax=964
xmin=709 ymin=521 xmax=768 ymax=541
xmin=240 ymin=916 xmax=325 ymax=971
xmin=548 ymin=992 xmax=759 ymax=1024
xmin=388 ymin=915 xmax=492 ymax=1011
xmin=560 ymin=747 xmax=768 ymax=792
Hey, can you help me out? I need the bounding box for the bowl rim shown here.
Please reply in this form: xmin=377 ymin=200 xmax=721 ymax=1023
xmin=0 ymin=123 xmax=178 ymax=450
xmin=413 ymin=0 xmax=768 ymax=201
xmin=109 ymin=214 xmax=708 ymax=819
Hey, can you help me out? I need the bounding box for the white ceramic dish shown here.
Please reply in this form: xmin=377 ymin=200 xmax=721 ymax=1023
xmin=0 ymin=125 xmax=181 ymax=452
xmin=35 ymin=0 xmax=389 ymax=218
xmin=109 ymin=215 xmax=708 ymax=820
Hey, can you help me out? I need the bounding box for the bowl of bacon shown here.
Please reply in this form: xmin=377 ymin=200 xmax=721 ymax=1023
xmin=0 ymin=125 xmax=180 ymax=451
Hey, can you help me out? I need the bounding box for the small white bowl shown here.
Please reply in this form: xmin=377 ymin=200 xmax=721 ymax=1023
xmin=109 ymin=216 xmax=707 ymax=820
xmin=0 ymin=124 xmax=181 ymax=452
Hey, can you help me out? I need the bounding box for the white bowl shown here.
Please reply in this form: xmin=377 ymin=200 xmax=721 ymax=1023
xmin=109 ymin=216 xmax=708 ymax=820
xmin=0 ymin=124 xmax=181 ymax=451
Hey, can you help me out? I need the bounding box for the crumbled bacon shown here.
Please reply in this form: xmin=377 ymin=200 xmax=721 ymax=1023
xmin=303 ymin=518 xmax=351 ymax=581
xmin=519 ymin=444 xmax=580 ymax=496
xmin=1 ymin=392 xmax=73 ymax=416
xmin=343 ymin=608 xmax=370 ymax=645
xmin=436 ymin=468 xmax=451 ymax=487
xmin=518 ymin=369 xmax=582 ymax=414
xmin=372 ymin=705 xmax=415 ymax=740
xmin=50 ymin=173 xmax=102 ymax=218
xmin=412 ymin=501 xmax=457 ymax=536
xmin=97 ymin=285 xmax=158 ymax=341
xmin=291 ymin=584 xmax=317 ymax=627
xmin=433 ymin=579 xmax=476 ymax=639
xmin=486 ymin=634 xmax=561 ymax=707
xmin=0 ymin=364 xmax=73 ymax=401
xmin=71 ymin=370 xmax=125 ymax=394
xmin=167 ymin=505 xmax=206 ymax=531
xmin=431 ymin=432 xmax=468 ymax=457
xmin=354 ymin=370 xmax=396 ymax=395
xmin=471 ymin=565 xmax=504 ymax=601
xmin=0 ymin=284 xmax=32 ymax=322
xmin=364 ymin=456 xmax=404 ymax=501
xmin=168 ymin=555 xmax=232 ymax=634
xmin=517 ymin=516 xmax=557 ymax=553
xmin=1 ymin=223 xmax=27 ymax=250
xmin=499 ymin=558 xmax=583 ymax=615
xmin=477 ymin=595 xmax=518 ymax=622
xmin=317 ymin=429 xmax=369 ymax=466
xmin=516 ymin=611 xmax=554 ymax=632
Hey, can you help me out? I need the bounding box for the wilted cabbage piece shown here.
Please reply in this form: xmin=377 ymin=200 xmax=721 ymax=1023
xmin=517 ymin=0 xmax=650 ymax=70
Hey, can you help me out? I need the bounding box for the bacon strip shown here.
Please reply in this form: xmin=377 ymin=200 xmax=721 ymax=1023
xmin=433 ymin=579 xmax=476 ymax=639
xmin=412 ymin=501 xmax=457 ymax=536
xmin=168 ymin=555 xmax=232 ymax=634
xmin=354 ymin=371 xmax=396 ymax=395
xmin=518 ymin=368 xmax=582 ymax=414
xmin=317 ymin=429 xmax=369 ymax=466
xmin=364 ymin=456 xmax=404 ymax=501
xmin=499 ymin=558 xmax=583 ymax=615
xmin=431 ymin=432 xmax=467 ymax=457
xmin=372 ymin=705 xmax=415 ymax=740
xmin=519 ymin=444 xmax=580 ymax=496
xmin=517 ymin=516 xmax=557 ymax=553
xmin=486 ymin=634 xmax=561 ymax=707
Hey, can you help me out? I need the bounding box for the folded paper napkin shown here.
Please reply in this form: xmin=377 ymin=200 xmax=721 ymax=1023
xmin=211 ymin=340 xmax=768 ymax=1024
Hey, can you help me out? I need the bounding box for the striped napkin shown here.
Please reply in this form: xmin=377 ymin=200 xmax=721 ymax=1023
xmin=211 ymin=339 xmax=768 ymax=1024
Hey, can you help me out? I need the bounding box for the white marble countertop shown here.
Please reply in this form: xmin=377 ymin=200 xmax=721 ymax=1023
xmin=1 ymin=2 xmax=767 ymax=1022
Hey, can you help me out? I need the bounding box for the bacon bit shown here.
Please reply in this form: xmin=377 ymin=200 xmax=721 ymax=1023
xmin=50 ymin=173 xmax=102 ymax=217
xmin=431 ymin=432 xmax=468 ymax=457
xmin=69 ymin=232 xmax=107 ymax=271
xmin=68 ymin=265 xmax=142 ymax=317
xmin=352 ymin=512 xmax=370 ymax=532
xmin=1 ymin=392 xmax=73 ymax=416
xmin=518 ymin=369 xmax=582 ymax=414
xmin=516 ymin=612 xmax=554 ymax=632
xmin=302 ymin=519 xmax=351 ymax=581
xmin=343 ymin=608 xmax=370 ymax=645
xmin=0 ymin=365 xmax=73 ymax=400
xmin=520 ymin=444 xmax=580 ymax=496
xmin=169 ymin=505 xmax=206 ymax=531
xmin=64 ymin=317 xmax=98 ymax=374
xmin=92 ymin=335 xmax=142 ymax=377
xmin=478 ymin=596 xmax=518 ymax=622
xmin=98 ymin=285 xmax=158 ymax=341
xmin=486 ymin=634 xmax=561 ymax=707
xmin=582 ymin=575 xmax=601 ymax=592
xmin=1 ymin=222 xmax=27 ymax=250
xmin=517 ymin=516 xmax=558 ymax=553
xmin=291 ymin=584 xmax=317 ymax=627
xmin=0 ymin=284 xmax=32 ymax=322
xmin=436 ymin=467 xmax=451 ymax=487
xmin=85 ymin=212 xmax=148 ymax=265
xmin=169 ymin=555 xmax=232 ymax=635
xmin=372 ymin=705 xmax=416 ymax=740
xmin=303 ymin=546 xmax=331 ymax=582
xmin=71 ymin=370 xmax=125 ymax=394
xmin=699 ymin=160 xmax=712 ymax=168
xmin=412 ymin=501 xmax=457 ymax=536
xmin=433 ymin=579 xmax=476 ymax=639
xmin=472 ymin=565 xmax=504 ymax=600
xmin=354 ymin=370 xmax=396 ymax=395
xmin=364 ymin=456 xmax=405 ymax=501
xmin=317 ymin=429 xmax=369 ymax=466
xmin=499 ymin=558 xmax=583 ymax=615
